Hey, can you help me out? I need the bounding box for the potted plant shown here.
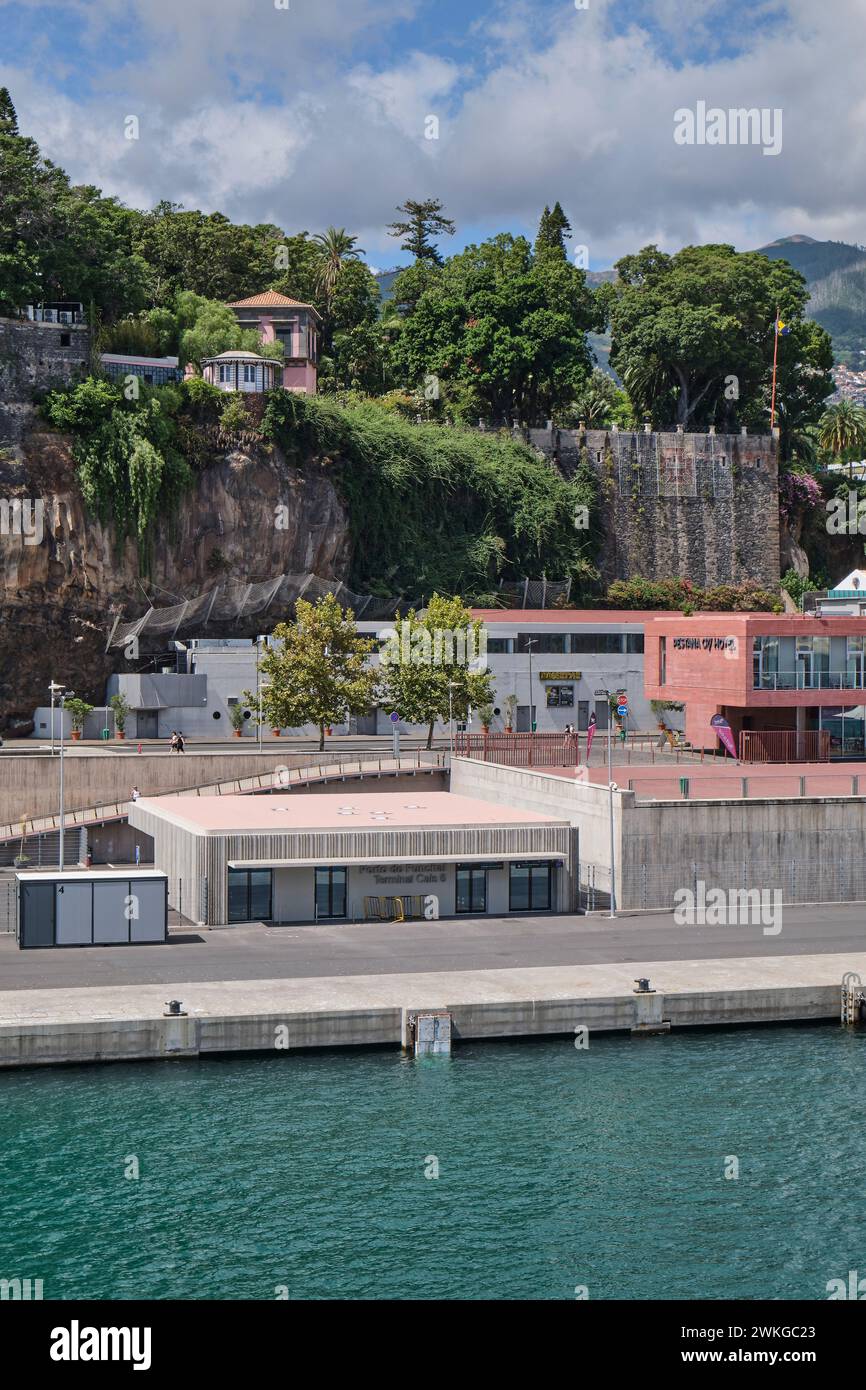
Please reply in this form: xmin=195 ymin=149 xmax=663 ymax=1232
xmin=229 ymin=703 xmax=246 ymax=738
xmin=479 ymin=702 xmax=494 ymax=734
xmin=65 ymin=698 xmax=93 ymax=741
xmin=503 ymin=694 xmax=517 ymax=733
xmin=110 ymin=692 xmax=130 ymax=740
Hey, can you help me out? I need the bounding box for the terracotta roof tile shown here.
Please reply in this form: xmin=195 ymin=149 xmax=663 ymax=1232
xmin=228 ymin=291 xmax=316 ymax=310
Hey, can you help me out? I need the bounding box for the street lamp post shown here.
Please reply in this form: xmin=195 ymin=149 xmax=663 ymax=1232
xmin=526 ymin=638 xmax=537 ymax=733
xmin=256 ymin=636 xmax=263 ymax=754
xmin=448 ymin=680 xmax=457 ymax=757
xmin=595 ymin=686 xmax=617 ymax=919
xmin=49 ymin=680 xmax=63 ymax=755
xmin=58 ymin=688 xmax=73 ymax=870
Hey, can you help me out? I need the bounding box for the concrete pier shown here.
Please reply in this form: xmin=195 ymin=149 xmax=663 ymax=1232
xmin=0 ymin=952 xmax=860 ymax=1069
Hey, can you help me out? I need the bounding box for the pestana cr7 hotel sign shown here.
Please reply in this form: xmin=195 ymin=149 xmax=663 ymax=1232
xmin=673 ymin=637 xmax=738 ymax=654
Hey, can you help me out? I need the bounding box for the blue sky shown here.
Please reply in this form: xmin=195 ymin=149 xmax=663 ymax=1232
xmin=1 ymin=0 xmax=862 ymax=270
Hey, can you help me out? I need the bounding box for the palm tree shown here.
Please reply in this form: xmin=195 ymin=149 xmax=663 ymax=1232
xmin=818 ymin=400 xmax=866 ymax=481
xmin=310 ymin=228 xmax=365 ymax=393
xmin=310 ymin=227 xmax=365 ymax=306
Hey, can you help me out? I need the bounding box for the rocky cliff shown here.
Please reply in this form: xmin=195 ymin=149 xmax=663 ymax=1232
xmin=0 ymin=421 xmax=350 ymax=729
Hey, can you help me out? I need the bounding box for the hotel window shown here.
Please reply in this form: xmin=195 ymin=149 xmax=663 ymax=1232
xmin=219 ymin=364 xmax=232 ymax=383
xmin=315 ymin=866 xmax=347 ymax=919
xmin=486 ymin=638 xmax=512 ymax=654
xmin=546 ymin=685 xmax=574 ymax=707
xmin=456 ymin=867 xmax=487 ymax=913
xmin=243 ymin=364 xmax=256 ymax=383
xmin=227 ymin=869 xmax=273 ymax=923
xmin=626 ymin=633 xmax=644 ymax=654
xmin=509 ymin=863 xmax=552 ymax=912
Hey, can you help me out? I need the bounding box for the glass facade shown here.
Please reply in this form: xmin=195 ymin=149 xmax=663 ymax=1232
xmin=752 ymin=635 xmax=861 ymax=690
xmin=227 ymin=869 xmax=272 ymax=923
xmin=456 ymin=867 xmax=487 ymax=913
xmin=315 ymin=867 xmax=347 ymax=919
xmin=509 ymin=863 xmax=553 ymax=912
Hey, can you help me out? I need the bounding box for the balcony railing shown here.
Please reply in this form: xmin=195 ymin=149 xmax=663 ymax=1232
xmin=754 ymin=670 xmax=866 ymax=691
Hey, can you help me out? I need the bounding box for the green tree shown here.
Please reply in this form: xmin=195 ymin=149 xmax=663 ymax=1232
xmin=604 ymin=243 xmax=834 ymax=430
xmin=251 ymin=595 xmax=379 ymax=750
xmin=818 ymin=399 xmax=866 ymax=480
xmin=395 ymin=233 xmax=598 ymax=423
xmin=0 ymin=87 xmax=64 ymax=314
xmin=568 ymin=368 xmax=634 ymax=429
xmin=176 ymin=292 xmax=283 ymax=368
xmin=378 ymin=594 xmax=493 ymax=748
xmin=132 ymin=204 xmax=289 ymax=305
xmin=534 ymin=201 xmax=572 ymax=258
xmin=387 ymin=198 xmax=455 ymax=264
xmin=311 ymin=227 xmax=365 ymax=307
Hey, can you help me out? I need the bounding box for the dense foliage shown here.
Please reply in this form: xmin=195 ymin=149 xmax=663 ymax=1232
xmin=604 ymin=577 xmax=783 ymax=612
xmin=599 ymin=243 xmax=834 ymax=437
xmin=262 ymin=390 xmax=598 ymax=600
xmin=42 ymin=378 xmax=192 ymax=561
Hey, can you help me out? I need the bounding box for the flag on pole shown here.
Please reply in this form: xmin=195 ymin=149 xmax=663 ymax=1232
xmin=775 ymin=318 xmax=791 ymax=336
xmin=586 ymin=710 xmax=597 ymax=759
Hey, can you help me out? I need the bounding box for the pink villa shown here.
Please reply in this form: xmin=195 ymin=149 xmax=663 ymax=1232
xmin=200 ymin=290 xmax=320 ymax=394
xmin=232 ymin=290 xmax=320 ymax=393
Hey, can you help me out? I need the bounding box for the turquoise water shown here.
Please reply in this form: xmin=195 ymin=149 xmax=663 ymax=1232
xmin=1 ymin=1025 xmax=864 ymax=1300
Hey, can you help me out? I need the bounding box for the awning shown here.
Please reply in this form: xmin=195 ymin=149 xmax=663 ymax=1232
xmin=227 ymin=851 xmax=566 ymax=869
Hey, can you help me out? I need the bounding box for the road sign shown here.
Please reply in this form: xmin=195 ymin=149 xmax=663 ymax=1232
xmin=616 ymin=704 xmax=628 ymax=717
xmin=389 ymin=711 xmax=400 ymax=723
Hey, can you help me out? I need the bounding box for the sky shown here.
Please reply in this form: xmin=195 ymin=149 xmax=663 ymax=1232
xmin=1 ymin=0 xmax=863 ymax=272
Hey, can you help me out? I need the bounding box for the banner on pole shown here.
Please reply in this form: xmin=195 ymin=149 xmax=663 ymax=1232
xmin=711 ymin=713 xmax=737 ymax=760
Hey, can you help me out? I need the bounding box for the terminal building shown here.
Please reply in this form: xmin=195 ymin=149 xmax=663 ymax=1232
xmin=128 ymin=790 xmax=575 ymax=926
xmin=84 ymin=609 xmax=666 ymax=742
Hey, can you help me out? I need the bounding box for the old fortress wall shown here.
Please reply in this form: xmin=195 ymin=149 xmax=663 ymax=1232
xmin=523 ymin=424 xmax=780 ymax=591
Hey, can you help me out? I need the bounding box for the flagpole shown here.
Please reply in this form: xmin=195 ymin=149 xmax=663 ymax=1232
xmin=770 ymin=305 xmax=780 ymax=431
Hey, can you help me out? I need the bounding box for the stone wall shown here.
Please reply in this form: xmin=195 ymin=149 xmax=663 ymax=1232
xmin=0 ymin=317 xmax=91 ymax=445
xmin=523 ymin=425 xmax=780 ymax=590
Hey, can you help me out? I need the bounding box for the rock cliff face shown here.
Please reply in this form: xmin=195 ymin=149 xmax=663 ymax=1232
xmin=0 ymin=423 xmax=351 ymax=728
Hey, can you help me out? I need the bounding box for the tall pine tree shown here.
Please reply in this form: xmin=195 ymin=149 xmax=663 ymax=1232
xmin=534 ymin=201 xmax=572 ymax=258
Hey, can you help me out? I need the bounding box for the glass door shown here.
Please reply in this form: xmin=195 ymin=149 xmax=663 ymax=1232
xmin=456 ymin=867 xmax=487 ymax=913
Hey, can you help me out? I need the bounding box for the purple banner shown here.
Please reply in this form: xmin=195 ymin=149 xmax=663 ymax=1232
xmin=586 ymin=711 xmax=597 ymax=760
xmin=711 ymin=713 xmax=737 ymax=759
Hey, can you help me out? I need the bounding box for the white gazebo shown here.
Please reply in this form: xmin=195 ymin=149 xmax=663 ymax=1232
xmin=201 ymin=350 xmax=280 ymax=394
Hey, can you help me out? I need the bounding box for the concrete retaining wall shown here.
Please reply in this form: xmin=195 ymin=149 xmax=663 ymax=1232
xmin=0 ymin=751 xmax=378 ymax=824
xmin=451 ymin=756 xmax=866 ymax=908
xmin=0 ymin=983 xmax=841 ymax=1068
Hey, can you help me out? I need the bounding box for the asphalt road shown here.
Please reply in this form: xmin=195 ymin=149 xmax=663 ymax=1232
xmin=2 ymin=903 xmax=866 ymax=991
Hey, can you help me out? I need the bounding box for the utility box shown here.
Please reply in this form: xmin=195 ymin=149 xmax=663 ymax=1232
xmin=16 ymin=871 xmax=168 ymax=949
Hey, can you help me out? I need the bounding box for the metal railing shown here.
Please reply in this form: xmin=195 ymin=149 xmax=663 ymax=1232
xmin=754 ymin=670 xmax=866 ymax=690
xmin=739 ymin=730 xmax=830 ymax=763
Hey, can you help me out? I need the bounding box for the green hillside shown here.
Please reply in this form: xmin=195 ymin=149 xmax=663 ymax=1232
xmin=756 ymin=235 xmax=866 ymax=364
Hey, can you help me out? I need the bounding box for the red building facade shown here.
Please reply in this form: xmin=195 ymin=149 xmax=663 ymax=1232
xmin=644 ymin=613 xmax=866 ymax=757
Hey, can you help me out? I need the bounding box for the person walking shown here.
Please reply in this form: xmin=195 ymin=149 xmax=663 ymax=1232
xmin=176 ymin=730 xmax=185 ymax=753
xmin=131 ymin=786 xmax=140 ymax=802
xmin=169 ymin=731 xmax=178 ymax=753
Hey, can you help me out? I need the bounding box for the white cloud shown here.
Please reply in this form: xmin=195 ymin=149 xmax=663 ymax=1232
xmin=2 ymin=0 xmax=865 ymax=264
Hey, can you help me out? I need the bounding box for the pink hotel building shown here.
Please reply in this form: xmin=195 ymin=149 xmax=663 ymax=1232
xmin=644 ymin=612 xmax=866 ymax=758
